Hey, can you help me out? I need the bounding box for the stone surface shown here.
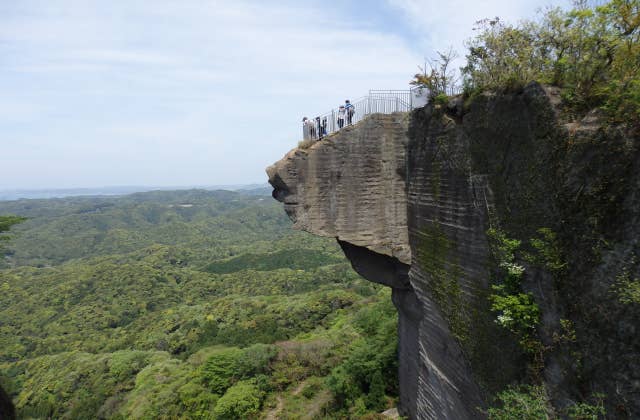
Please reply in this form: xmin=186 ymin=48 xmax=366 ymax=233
xmin=381 ymin=407 xmax=400 ymax=418
xmin=268 ymin=83 xmax=640 ymax=419
xmin=268 ymin=112 xmax=489 ymax=419
xmin=266 ymin=113 xmax=411 ymax=265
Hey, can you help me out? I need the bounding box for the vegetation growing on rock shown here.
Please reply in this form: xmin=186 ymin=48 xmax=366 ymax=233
xmin=486 ymin=385 xmax=606 ymax=420
xmin=486 ymin=228 xmax=540 ymax=353
xmin=463 ymin=0 xmax=640 ymax=122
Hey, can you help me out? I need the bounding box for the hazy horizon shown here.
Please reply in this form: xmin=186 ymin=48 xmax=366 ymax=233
xmin=0 ymin=182 xmax=271 ymax=201
xmin=0 ymin=181 xmax=268 ymax=192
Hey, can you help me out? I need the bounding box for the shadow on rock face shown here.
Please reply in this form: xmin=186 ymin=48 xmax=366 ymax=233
xmin=268 ymin=174 xmax=290 ymax=203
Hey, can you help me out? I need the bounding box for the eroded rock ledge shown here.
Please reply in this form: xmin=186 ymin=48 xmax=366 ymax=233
xmin=268 ymin=83 xmax=640 ymax=419
xmin=266 ymin=113 xmax=411 ymax=265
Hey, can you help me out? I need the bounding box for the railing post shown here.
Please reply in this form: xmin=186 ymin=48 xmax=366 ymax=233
xmin=301 ymin=89 xmax=419 ymax=137
xmin=331 ymin=109 xmax=335 ymax=133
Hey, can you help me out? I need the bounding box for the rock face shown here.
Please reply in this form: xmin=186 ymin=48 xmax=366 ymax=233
xmin=266 ymin=113 xmax=429 ymax=417
xmin=267 ymin=113 xmax=411 ymax=265
xmin=267 ymin=83 xmax=640 ymax=419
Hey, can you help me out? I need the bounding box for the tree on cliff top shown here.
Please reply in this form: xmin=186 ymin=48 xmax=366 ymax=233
xmin=410 ymin=47 xmax=460 ymax=100
xmin=462 ymin=0 xmax=640 ymax=121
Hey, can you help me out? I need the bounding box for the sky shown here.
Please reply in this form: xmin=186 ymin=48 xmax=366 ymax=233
xmin=0 ymin=0 xmax=572 ymax=190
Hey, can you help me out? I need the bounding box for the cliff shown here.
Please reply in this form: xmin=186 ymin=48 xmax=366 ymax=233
xmin=267 ymin=82 xmax=640 ymax=419
xmin=267 ymin=113 xmax=411 ymax=266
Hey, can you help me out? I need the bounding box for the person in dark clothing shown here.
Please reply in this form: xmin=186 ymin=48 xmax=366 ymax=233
xmin=321 ymin=117 xmax=327 ymax=136
xmin=345 ymin=99 xmax=355 ymax=125
xmin=337 ymin=105 xmax=346 ymax=129
xmin=316 ymin=116 xmax=323 ymax=140
xmin=303 ymin=117 xmax=316 ymax=140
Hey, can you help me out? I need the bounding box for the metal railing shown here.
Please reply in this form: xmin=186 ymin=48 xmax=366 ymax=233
xmin=302 ymin=88 xmax=427 ymax=141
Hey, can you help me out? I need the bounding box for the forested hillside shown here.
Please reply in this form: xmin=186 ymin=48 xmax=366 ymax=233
xmin=0 ymin=190 xmax=398 ymax=419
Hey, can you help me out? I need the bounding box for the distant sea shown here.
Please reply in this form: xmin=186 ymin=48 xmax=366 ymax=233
xmin=0 ymin=183 xmax=271 ymax=201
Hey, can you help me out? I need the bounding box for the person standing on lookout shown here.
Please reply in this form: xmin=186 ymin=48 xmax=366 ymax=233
xmin=337 ymin=105 xmax=346 ymax=129
xmin=303 ymin=117 xmax=316 ymax=140
xmin=302 ymin=117 xmax=309 ymax=140
xmin=345 ymin=100 xmax=355 ymax=125
xmin=316 ymin=116 xmax=323 ymax=140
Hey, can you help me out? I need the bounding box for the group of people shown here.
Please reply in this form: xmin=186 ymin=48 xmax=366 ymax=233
xmin=303 ymin=99 xmax=355 ymax=141
xmin=302 ymin=116 xmax=326 ymax=141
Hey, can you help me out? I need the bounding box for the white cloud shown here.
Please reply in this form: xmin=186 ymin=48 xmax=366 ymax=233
xmin=385 ymin=0 xmax=572 ymax=68
xmin=2 ymin=0 xmax=574 ymax=189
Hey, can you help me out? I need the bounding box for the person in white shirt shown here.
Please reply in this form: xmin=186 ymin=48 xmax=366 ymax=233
xmin=337 ymin=105 xmax=346 ymax=129
xmin=303 ymin=117 xmax=316 ymax=140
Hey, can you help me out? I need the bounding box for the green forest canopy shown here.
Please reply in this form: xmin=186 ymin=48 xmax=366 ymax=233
xmin=0 ymin=190 xmax=398 ymax=419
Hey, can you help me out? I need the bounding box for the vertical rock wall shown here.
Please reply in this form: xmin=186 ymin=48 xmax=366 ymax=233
xmin=267 ymin=83 xmax=640 ymax=418
xmin=406 ymin=106 xmax=505 ymax=419
xmin=267 ymin=112 xmax=491 ymax=419
xmin=267 ymin=113 xmax=427 ymax=417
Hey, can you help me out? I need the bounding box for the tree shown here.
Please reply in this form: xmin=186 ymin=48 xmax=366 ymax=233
xmin=212 ymin=381 xmax=263 ymax=419
xmin=0 ymin=216 xmax=25 ymax=245
xmin=365 ymin=370 xmax=386 ymax=411
xmin=461 ymin=1 xmax=640 ymax=120
xmin=411 ymin=47 xmax=460 ymax=99
xmin=200 ymin=348 xmax=243 ymax=394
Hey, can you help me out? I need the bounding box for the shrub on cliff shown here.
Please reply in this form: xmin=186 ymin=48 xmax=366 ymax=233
xmin=487 ymin=385 xmax=552 ymax=419
xmin=410 ymin=48 xmax=460 ymax=98
xmin=486 ymin=228 xmax=541 ymax=353
xmin=487 ymin=385 xmax=606 ymax=419
xmin=463 ymin=0 xmax=640 ymax=121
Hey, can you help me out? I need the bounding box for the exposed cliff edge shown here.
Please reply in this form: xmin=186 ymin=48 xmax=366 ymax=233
xmin=267 ymin=113 xmax=411 ymax=266
xmin=267 ymin=82 xmax=640 ymax=419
